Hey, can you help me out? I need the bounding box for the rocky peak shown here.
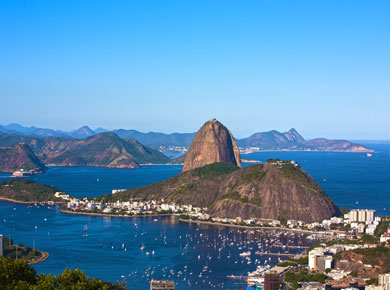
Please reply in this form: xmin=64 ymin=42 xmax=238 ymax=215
xmin=182 ymin=119 xmax=241 ymax=172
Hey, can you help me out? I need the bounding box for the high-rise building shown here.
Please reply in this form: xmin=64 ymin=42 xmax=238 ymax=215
xmin=379 ymin=273 xmax=390 ymax=290
xmin=348 ymin=209 xmax=375 ymax=222
xmin=264 ymin=271 xmax=280 ymax=290
xmin=0 ymin=234 xmax=3 ymax=257
xmin=150 ymin=279 xmax=175 ymax=290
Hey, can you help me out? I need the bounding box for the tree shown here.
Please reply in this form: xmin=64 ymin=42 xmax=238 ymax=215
xmin=0 ymin=257 xmax=126 ymax=290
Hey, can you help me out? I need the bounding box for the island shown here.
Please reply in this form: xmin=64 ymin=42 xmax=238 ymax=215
xmin=0 ymin=178 xmax=69 ymax=204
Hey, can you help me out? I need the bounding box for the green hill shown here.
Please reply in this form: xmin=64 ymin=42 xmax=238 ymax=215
xmin=0 ymin=132 xmax=171 ymax=169
xmin=98 ymin=160 xmax=340 ymax=223
xmin=0 ymin=178 xmax=65 ymax=203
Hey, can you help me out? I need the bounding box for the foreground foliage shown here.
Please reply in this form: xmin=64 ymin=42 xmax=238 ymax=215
xmin=0 ymin=257 xmax=126 ymax=290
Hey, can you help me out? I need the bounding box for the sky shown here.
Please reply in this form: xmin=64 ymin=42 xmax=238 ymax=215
xmin=0 ymin=0 xmax=389 ymax=140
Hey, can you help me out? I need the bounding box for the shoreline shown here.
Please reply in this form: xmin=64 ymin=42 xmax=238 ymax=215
xmin=0 ymin=197 xmax=65 ymax=205
xmin=240 ymin=149 xmax=373 ymax=154
xmin=29 ymin=249 xmax=49 ymax=265
xmin=60 ymin=208 xmax=176 ymax=219
xmin=179 ymin=218 xmax=321 ymax=233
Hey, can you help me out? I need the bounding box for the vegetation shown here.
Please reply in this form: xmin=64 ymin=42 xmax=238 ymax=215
xmin=240 ymin=167 xmax=266 ymax=182
xmin=0 ymin=257 xmax=126 ymax=289
xmin=351 ymin=245 xmax=390 ymax=272
xmin=285 ymin=270 xmax=327 ymax=289
xmin=375 ymin=217 xmax=390 ymax=237
xmin=2 ymin=237 xmax=41 ymax=261
xmin=193 ymin=162 xmax=239 ymax=179
xmin=288 ymin=256 xmax=308 ymax=265
xmin=0 ymin=178 xmax=64 ymax=202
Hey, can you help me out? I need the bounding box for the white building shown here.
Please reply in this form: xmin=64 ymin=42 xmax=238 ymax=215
xmin=380 ymin=233 xmax=390 ymax=243
xmin=348 ymin=209 xmax=375 ymax=222
xmin=308 ymin=249 xmax=325 ymax=270
xmin=379 ymin=273 xmax=390 ymax=290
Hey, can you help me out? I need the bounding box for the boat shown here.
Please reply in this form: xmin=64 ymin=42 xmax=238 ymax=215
xmin=367 ymin=153 xmax=373 ymax=157
xmin=239 ymin=251 xmax=251 ymax=257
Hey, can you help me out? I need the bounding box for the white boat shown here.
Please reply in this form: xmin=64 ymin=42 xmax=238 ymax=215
xmin=239 ymin=251 xmax=251 ymax=257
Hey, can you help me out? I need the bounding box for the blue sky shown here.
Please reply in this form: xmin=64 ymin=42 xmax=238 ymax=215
xmin=0 ymin=0 xmax=389 ymax=139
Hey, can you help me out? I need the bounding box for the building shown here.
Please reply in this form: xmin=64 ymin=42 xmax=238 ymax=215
xmin=380 ymin=233 xmax=390 ymax=243
xmin=264 ymin=271 xmax=280 ymax=290
xmin=348 ymin=209 xmax=375 ymax=223
xmin=379 ymin=273 xmax=390 ymax=290
xmin=317 ymin=256 xmax=333 ymax=272
xmin=150 ymin=279 xmax=175 ymax=290
xmin=0 ymin=234 xmax=3 ymax=257
xmin=309 ymin=249 xmax=325 ymax=270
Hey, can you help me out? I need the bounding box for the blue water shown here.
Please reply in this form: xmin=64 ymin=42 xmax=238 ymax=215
xmin=1 ymin=143 xmax=390 ymax=289
xmin=0 ymin=202 xmax=307 ymax=289
xmin=243 ymin=144 xmax=390 ymax=215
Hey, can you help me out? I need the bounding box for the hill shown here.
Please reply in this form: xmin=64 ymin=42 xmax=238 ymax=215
xmin=0 ymin=123 xmax=373 ymax=152
xmin=45 ymin=132 xmax=171 ymax=168
xmin=0 ymin=132 xmax=171 ymax=169
xmin=99 ymin=161 xmax=339 ymax=223
xmin=0 ymin=144 xmax=46 ymax=173
xmin=0 ymin=178 xmax=65 ymax=203
xmin=182 ymin=119 xmax=241 ymax=172
xmin=114 ymin=129 xmax=196 ymax=148
xmin=237 ymin=129 xmax=373 ymax=152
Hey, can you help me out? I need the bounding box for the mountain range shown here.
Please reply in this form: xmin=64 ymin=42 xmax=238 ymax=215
xmin=0 ymin=123 xmax=373 ymax=152
xmin=0 ymin=132 xmax=171 ymax=171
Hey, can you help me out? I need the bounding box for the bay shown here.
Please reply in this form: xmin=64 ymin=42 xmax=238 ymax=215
xmin=1 ymin=143 xmax=390 ymax=289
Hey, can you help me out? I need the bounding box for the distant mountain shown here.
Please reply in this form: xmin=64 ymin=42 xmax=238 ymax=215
xmin=237 ymin=129 xmax=373 ymax=152
xmin=0 ymin=123 xmax=107 ymax=139
xmin=0 ymin=143 xmax=46 ymax=173
xmin=182 ymin=119 xmax=241 ymax=172
xmin=70 ymin=126 xmax=95 ymax=139
xmin=114 ymin=129 xmax=196 ymax=148
xmin=0 ymin=132 xmax=171 ymax=169
xmin=238 ymin=129 xmax=306 ymax=149
xmin=100 ymin=161 xmax=340 ymax=223
xmin=0 ymin=123 xmax=373 ymax=152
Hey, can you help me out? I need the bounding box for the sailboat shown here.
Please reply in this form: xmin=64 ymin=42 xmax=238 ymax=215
xmin=83 ymin=225 xmax=88 ymax=236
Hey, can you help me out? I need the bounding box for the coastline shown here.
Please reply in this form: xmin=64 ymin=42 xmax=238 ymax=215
xmin=60 ymin=208 xmax=176 ymax=219
xmin=0 ymin=197 xmax=65 ymax=205
xmin=179 ymin=218 xmax=320 ymax=233
xmin=29 ymin=249 xmax=49 ymax=265
xmin=240 ymin=149 xmax=373 ymax=154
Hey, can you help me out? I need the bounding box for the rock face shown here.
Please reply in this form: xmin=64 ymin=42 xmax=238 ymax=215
xmin=0 ymin=143 xmax=46 ymax=173
xmin=105 ymin=160 xmax=340 ymax=223
xmin=182 ymin=119 xmax=241 ymax=172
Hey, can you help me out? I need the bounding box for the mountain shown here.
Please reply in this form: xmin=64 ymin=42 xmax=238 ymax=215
xmin=182 ymin=119 xmax=241 ymax=172
xmin=237 ymin=129 xmax=373 ymax=152
xmin=304 ymin=138 xmax=372 ymax=152
xmin=100 ymin=161 xmax=339 ymax=223
xmin=237 ymin=129 xmax=305 ymax=149
xmin=0 ymin=123 xmax=373 ymax=152
xmin=70 ymin=126 xmax=95 ymax=139
xmin=114 ymin=129 xmax=196 ymax=148
xmin=0 ymin=132 xmax=171 ymax=169
xmin=0 ymin=144 xmax=46 ymax=173
xmin=0 ymin=123 xmax=105 ymax=139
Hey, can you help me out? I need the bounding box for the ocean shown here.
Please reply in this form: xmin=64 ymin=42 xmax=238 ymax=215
xmin=0 ymin=143 xmax=389 ymax=289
